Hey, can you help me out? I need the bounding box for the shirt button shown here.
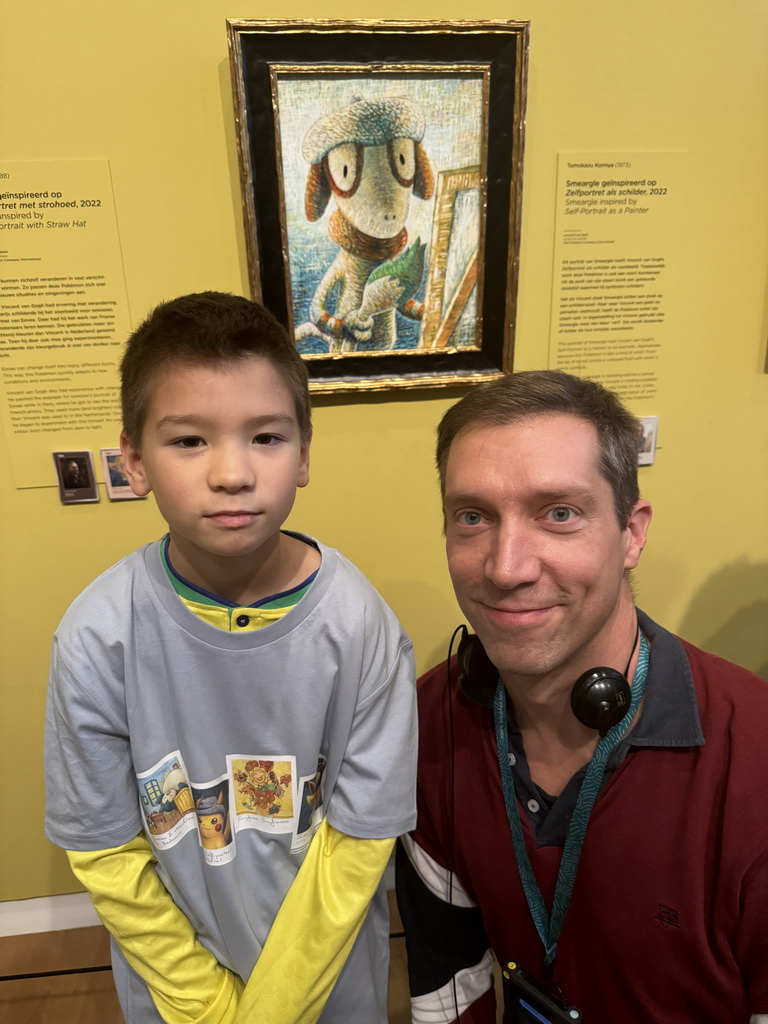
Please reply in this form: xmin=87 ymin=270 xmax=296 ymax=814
xmin=236 ymin=614 xmax=250 ymax=628
xmin=508 ymin=753 xmax=516 ymax=766
xmin=527 ymin=799 xmax=540 ymax=814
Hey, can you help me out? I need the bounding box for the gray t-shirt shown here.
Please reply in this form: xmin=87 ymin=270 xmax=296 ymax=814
xmin=45 ymin=535 xmax=416 ymax=1022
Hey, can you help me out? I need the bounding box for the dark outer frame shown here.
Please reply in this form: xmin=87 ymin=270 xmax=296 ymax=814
xmin=227 ymin=19 xmax=529 ymax=393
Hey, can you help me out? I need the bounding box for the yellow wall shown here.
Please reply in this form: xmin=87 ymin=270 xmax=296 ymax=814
xmin=2 ymin=0 xmax=767 ymax=901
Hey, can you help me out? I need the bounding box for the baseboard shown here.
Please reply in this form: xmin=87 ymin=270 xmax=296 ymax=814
xmin=1 ymin=864 xmax=395 ymax=939
xmin=0 ymin=892 xmax=100 ymax=937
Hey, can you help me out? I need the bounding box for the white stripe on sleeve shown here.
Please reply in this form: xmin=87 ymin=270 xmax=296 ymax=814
xmin=401 ymin=834 xmax=476 ymax=908
xmin=410 ymin=949 xmax=495 ymax=1023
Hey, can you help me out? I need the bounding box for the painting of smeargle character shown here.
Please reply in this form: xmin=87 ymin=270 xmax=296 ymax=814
xmin=273 ymin=75 xmax=487 ymax=357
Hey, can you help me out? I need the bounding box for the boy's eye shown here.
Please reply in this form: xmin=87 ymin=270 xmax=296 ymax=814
xmin=174 ymin=436 xmax=204 ymax=449
xmin=253 ymin=433 xmax=279 ymax=445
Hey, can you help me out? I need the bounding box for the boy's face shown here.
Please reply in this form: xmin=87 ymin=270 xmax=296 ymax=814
xmin=120 ymin=356 xmax=310 ymax=576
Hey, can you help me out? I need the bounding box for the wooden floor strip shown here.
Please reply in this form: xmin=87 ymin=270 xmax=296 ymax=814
xmin=0 ymin=894 xmax=414 ymax=1024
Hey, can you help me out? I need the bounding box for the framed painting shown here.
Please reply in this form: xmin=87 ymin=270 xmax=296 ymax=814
xmin=227 ymin=19 xmax=529 ymax=393
xmin=52 ymin=449 xmax=99 ymax=505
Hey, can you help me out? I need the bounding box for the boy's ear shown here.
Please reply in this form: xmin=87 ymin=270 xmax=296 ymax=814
xmin=298 ymin=432 xmax=312 ymax=489
xmin=120 ymin=431 xmax=152 ymax=497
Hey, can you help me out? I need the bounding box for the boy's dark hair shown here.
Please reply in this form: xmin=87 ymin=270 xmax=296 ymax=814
xmin=436 ymin=369 xmax=643 ymax=527
xmin=120 ymin=292 xmax=311 ymax=446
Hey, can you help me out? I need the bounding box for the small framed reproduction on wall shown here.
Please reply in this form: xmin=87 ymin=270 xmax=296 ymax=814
xmin=52 ymin=450 xmax=99 ymax=505
xmin=101 ymin=448 xmax=145 ymax=501
xmin=227 ymin=19 xmax=529 ymax=393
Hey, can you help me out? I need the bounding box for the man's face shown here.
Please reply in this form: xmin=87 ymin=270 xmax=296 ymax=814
xmin=120 ymin=356 xmax=310 ymax=584
xmin=443 ymin=414 xmax=651 ymax=690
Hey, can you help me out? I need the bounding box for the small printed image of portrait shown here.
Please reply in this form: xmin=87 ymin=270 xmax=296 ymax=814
xmin=106 ymin=453 xmax=130 ymax=488
xmin=54 ymin=450 xmax=99 ymax=504
xmin=61 ymin=457 xmax=90 ymax=489
xmin=101 ymin=447 xmax=145 ymax=501
xmin=637 ymin=417 xmax=658 ymax=466
xmin=195 ymin=791 xmax=232 ymax=850
xmin=297 ymin=756 xmax=327 ymax=834
xmin=641 ymin=421 xmax=655 ymax=453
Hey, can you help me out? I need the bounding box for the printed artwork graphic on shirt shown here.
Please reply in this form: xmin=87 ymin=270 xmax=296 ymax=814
xmin=191 ymin=774 xmax=234 ymax=867
xmin=137 ymin=753 xmax=197 ymax=850
xmin=229 ymin=756 xmax=296 ymax=835
xmin=140 ymin=753 xmax=301 ymax=854
xmin=291 ymin=756 xmax=327 ymax=854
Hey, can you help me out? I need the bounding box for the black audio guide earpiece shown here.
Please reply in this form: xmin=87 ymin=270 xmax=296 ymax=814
xmin=456 ymin=626 xmax=636 ymax=736
xmin=569 ymin=667 xmax=631 ymax=735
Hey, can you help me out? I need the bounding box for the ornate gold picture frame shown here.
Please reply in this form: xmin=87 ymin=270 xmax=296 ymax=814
xmin=227 ymin=19 xmax=529 ymax=393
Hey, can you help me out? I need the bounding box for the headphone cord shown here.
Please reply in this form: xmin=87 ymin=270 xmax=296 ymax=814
xmin=624 ymin=618 xmax=641 ymax=677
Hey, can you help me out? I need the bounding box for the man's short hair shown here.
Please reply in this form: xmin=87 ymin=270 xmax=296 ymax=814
xmin=436 ymin=370 xmax=643 ymax=526
xmin=120 ymin=292 xmax=311 ymax=446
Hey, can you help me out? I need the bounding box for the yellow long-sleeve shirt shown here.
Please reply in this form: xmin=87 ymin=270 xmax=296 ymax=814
xmin=69 ymin=822 xmax=393 ymax=1024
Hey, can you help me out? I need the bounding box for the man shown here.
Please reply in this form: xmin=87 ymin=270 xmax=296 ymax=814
xmin=397 ymin=370 xmax=768 ymax=1023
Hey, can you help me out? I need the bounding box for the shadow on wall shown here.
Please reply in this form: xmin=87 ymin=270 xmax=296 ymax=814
xmin=678 ymin=559 xmax=768 ymax=680
xmin=380 ymin=577 xmax=461 ymax=671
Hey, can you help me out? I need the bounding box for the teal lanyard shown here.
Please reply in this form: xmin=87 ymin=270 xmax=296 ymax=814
xmin=493 ymin=633 xmax=650 ymax=966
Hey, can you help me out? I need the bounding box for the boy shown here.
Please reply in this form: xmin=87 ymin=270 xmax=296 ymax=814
xmin=44 ymin=292 xmax=417 ymax=1024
